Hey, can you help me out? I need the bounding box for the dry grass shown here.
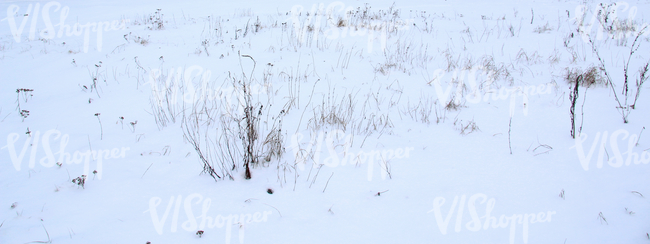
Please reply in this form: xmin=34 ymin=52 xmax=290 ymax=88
xmin=564 ymin=66 xmax=605 ymax=88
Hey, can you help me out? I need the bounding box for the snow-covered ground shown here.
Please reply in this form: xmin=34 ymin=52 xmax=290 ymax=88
xmin=1 ymin=0 xmax=649 ymax=243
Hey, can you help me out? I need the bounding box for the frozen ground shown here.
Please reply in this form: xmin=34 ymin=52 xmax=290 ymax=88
xmin=0 ymin=0 xmax=649 ymax=243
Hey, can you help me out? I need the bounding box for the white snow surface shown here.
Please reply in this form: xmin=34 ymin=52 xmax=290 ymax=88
xmin=0 ymin=0 xmax=649 ymax=243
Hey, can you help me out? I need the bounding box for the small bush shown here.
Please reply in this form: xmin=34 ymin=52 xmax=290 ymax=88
xmin=72 ymin=175 xmax=87 ymax=189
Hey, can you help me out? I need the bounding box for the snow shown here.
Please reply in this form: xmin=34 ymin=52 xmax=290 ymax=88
xmin=1 ymin=0 xmax=649 ymax=243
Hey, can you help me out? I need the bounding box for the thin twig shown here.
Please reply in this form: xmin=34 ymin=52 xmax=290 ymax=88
xmin=598 ymin=212 xmax=608 ymax=225
xmin=636 ymin=127 xmax=645 ymax=147
xmin=579 ymin=87 xmax=588 ymax=137
xmin=508 ymin=117 xmax=513 ymax=154
xmin=375 ymin=190 xmax=389 ymax=196
xmin=309 ymin=165 xmax=323 ymax=188
xmin=322 ymin=172 xmax=334 ymax=193
xmin=141 ymin=163 xmax=154 ymax=179
xmin=94 ymin=113 xmax=103 ymax=140
xmin=295 ymin=80 xmax=320 ymax=134
xmin=25 ymin=222 xmax=51 ymax=243
xmin=570 ymin=75 xmax=581 ymax=138
xmin=631 ymin=191 xmax=644 ymax=197
xmin=87 ymin=135 xmax=93 ymax=153
xmin=262 ymin=203 xmax=282 ymax=217
xmin=530 ymin=8 xmax=534 ymax=24
xmin=588 ymin=37 xmax=627 ymax=122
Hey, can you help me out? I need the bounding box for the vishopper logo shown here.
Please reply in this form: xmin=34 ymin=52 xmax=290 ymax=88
xmin=572 ymin=129 xmax=649 ymax=170
xmin=1 ymin=1 xmax=129 ymax=53
xmin=430 ymin=67 xmax=555 ymax=116
xmin=574 ymin=1 xmax=650 ymax=43
xmin=290 ymin=129 xmax=413 ymax=181
xmin=147 ymin=65 xmax=268 ymax=108
xmin=145 ymin=193 xmax=272 ymax=244
xmin=427 ymin=194 xmax=556 ymax=244
xmin=287 ymin=2 xmax=413 ymax=53
xmin=1 ymin=129 xmax=130 ymax=179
